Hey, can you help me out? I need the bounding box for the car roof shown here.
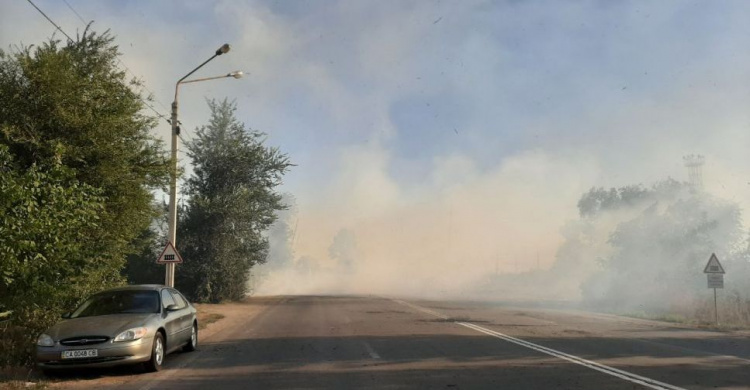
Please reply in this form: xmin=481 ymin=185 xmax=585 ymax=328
xmin=96 ymin=284 xmax=166 ymax=293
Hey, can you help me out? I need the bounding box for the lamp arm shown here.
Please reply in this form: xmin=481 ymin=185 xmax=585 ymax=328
xmin=177 ymin=52 xmax=219 ymax=87
xmin=180 ymin=74 xmax=233 ymax=85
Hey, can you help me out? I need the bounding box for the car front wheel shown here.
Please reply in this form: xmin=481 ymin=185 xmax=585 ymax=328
xmin=144 ymin=332 xmax=165 ymax=372
xmin=183 ymin=323 xmax=198 ymax=352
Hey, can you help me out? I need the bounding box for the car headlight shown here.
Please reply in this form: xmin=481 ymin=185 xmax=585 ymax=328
xmin=114 ymin=327 xmax=148 ymax=342
xmin=37 ymin=334 xmax=55 ymax=347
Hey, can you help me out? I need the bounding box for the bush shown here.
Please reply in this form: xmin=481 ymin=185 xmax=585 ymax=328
xmin=0 ymin=28 xmax=168 ymax=366
xmin=0 ymin=146 xmax=121 ymax=366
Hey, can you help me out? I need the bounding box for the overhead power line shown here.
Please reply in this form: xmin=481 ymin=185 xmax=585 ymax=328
xmin=26 ymin=0 xmax=73 ymax=42
xmin=26 ymin=0 xmax=177 ymax=131
xmin=59 ymin=0 xmax=173 ymax=116
xmin=62 ymin=0 xmax=86 ymax=25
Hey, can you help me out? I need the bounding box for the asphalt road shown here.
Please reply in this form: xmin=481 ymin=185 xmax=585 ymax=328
xmin=53 ymin=295 xmax=750 ymax=389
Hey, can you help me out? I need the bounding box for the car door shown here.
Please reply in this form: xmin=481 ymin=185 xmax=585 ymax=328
xmin=168 ymin=289 xmax=193 ymax=344
xmin=160 ymin=289 xmax=183 ymax=351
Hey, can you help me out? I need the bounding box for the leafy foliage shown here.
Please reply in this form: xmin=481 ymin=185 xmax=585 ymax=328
xmin=577 ymin=178 xmax=684 ymax=218
xmin=0 ymin=28 xmax=169 ymax=365
xmin=177 ymin=99 xmax=291 ymax=302
xmin=0 ymin=28 xmax=169 ymax=269
xmin=329 ymin=229 xmax=357 ymax=273
xmin=0 ymin=146 xmax=109 ymax=365
xmin=576 ymin=181 xmax=745 ymax=313
xmin=123 ymin=223 xmax=167 ymax=285
xmin=264 ymin=193 xmax=298 ymax=271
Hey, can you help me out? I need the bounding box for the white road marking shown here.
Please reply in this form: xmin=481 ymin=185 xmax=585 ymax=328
xmin=363 ymin=341 xmax=381 ymax=359
xmin=719 ymin=355 xmax=750 ymax=364
xmin=460 ymin=322 xmax=686 ymax=390
xmin=634 ymin=337 xmax=750 ymax=365
xmin=394 ymin=299 xmax=687 ymax=390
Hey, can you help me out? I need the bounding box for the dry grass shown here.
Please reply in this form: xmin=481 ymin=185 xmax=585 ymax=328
xmin=197 ymin=313 xmax=225 ymax=330
xmin=693 ymin=293 xmax=750 ymax=330
xmin=194 ymin=304 xmax=226 ymax=330
xmin=0 ymin=381 xmax=47 ymax=390
xmin=617 ymin=292 xmax=750 ymax=331
xmin=0 ymin=366 xmax=46 ymax=390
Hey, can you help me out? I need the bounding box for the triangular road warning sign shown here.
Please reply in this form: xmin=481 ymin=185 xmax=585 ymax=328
xmin=156 ymin=242 xmax=183 ymax=264
xmin=703 ymin=253 xmax=725 ymax=274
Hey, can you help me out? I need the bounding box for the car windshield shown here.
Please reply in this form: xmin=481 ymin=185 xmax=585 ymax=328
xmin=70 ymin=290 xmax=160 ymax=318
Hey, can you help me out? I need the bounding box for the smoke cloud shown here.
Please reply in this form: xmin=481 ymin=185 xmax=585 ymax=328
xmin=257 ymin=146 xmax=600 ymax=297
xmin=5 ymin=2 xmax=750 ymax=314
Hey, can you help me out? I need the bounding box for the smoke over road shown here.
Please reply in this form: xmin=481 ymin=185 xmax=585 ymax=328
xmin=230 ymin=2 xmax=750 ymax=324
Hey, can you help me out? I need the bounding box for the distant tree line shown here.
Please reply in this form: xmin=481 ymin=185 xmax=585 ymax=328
xmin=558 ymin=179 xmax=750 ymax=323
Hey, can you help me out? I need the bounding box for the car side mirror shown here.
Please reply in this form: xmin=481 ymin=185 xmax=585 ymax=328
xmin=61 ymin=312 xmax=71 ymax=319
xmin=165 ymin=304 xmax=179 ymax=312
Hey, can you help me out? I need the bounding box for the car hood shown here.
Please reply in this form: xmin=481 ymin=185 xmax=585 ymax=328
xmin=47 ymin=313 xmax=158 ymax=340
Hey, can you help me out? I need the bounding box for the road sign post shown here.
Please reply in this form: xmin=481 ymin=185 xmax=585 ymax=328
xmin=703 ymin=253 xmax=725 ymax=325
xmin=713 ymin=288 xmax=718 ymax=325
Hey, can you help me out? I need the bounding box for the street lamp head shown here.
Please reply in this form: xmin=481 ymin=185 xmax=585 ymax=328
xmin=229 ymin=71 xmax=244 ymax=79
xmin=216 ymin=43 xmax=231 ymax=56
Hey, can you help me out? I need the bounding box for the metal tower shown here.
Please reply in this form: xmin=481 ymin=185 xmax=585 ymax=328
xmin=683 ymin=154 xmax=705 ymax=189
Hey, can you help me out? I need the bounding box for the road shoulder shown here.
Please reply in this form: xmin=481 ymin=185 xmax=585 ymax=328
xmin=45 ymin=297 xmax=280 ymax=389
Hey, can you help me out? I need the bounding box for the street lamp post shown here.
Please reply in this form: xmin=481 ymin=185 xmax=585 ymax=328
xmin=165 ymin=43 xmax=243 ymax=287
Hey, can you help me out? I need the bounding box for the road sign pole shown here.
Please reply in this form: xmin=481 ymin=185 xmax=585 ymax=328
xmin=713 ymin=288 xmax=718 ymax=325
xmin=165 ymin=95 xmax=179 ymax=288
xmin=703 ymin=253 xmax=725 ymax=326
xmin=163 ymin=44 xmax=234 ymax=288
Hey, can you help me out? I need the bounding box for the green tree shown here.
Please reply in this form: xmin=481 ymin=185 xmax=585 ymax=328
xmin=0 ymin=29 xmax=169 ymax=365
xmin=123 ymin=223 xmax=166 ymax=285
xmin=0 ymin=28 xmax=169 ymax=275
xmin=577 ymin=181 xmax=744 ymax=314
xmin=329 ymin=229 xmax=357 ymax=273
xmin=577 ymin=179 xmax=684 ymax=218
xmin=265 ymin=193 xmax=298 ymax=271
xmin=177 ymin=99 xmax=291 ymax=302
xmin=0 ymin=146 xmax=107 ymax=365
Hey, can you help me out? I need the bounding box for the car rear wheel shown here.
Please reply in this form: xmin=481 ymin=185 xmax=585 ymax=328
xmin=144 ymin=332 xmax=164 ymax=372
xmin=183 ymin=322 xmax=198 ymax=352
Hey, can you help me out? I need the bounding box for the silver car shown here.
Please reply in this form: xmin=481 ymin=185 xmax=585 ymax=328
xmin=36 ymin=285 xmax=198 ymax=373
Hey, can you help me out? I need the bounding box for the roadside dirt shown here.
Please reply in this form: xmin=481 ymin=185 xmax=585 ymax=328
xmin=193 ymin=304 xmax=225 ymax=330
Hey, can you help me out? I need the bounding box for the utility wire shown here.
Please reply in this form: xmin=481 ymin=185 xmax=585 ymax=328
xmin=27 ymin=0 xmax=173 ymax=125
xmin=59 ymin=0 xmax=173 ymax=115
xmin=61 ymin=0 xmax=86 ymax=25
xmin=30 ymin=1 xmax=196 ymax=146
xmin=181 ymin=129 xmax=193 ymax=143
xmin=177 ymin=120 xmax=196 ymax=144
xmin=126 ymin=65 xmax=173 ymax=114
xmin=143 ymin=100 xmax=171 ymax=124
xmin=27 ymin=0 xmax=73 ymax=42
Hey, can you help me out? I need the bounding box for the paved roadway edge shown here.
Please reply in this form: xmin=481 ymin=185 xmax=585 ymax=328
xmin=392 ymin=298 xmax=687 ymax=390
xmin=132 ymin=297 xmax=286 ymax=390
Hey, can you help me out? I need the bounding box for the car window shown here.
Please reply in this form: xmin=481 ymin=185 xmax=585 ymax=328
xmin=170 ymin=290 xmax=188 ymax=309
xmin=71 ymin=290 xmax=159 ymax=318
xmin=175 ymin=291 xmax=191 ymax=305
xmin=161 ymin=289 xmax=176 ymax=309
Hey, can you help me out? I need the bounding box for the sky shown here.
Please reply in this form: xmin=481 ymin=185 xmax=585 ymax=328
xmin=3 ymin=1 xmax=750 ymax=292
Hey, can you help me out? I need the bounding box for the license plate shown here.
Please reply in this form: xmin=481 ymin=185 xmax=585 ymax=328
xmin=61 ymin=349 xmax=98 ymax=359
